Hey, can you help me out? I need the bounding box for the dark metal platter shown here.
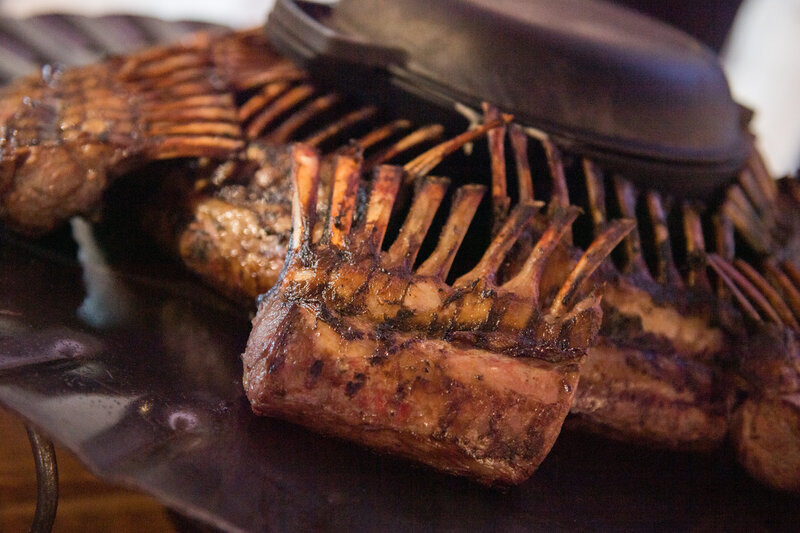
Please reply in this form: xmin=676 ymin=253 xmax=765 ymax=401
xmin=1 ymin=226 xmax=797 ymax=532
xmin=0 ymin=12 xmax=797 ymax=533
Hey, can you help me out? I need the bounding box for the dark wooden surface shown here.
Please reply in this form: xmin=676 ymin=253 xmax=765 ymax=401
xmin=0 ymin=407 xmax=175 ymax=533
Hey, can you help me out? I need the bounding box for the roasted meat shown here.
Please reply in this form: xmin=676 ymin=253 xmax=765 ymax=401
xmin=0 ymin=28 xmax=299 ymax=235
xmin=485 ymin=122 xmax=800 ymax=488
xmin=2 ymin=25 xmax=799 ymax=491
xmin=727 ymin=320 xmax=800 ymax=492
xmin=242 ymin=144 xmax=632 ymax=484
xmin=563 ymin=152 xmax=800 ymax=489
xmin=702 ymin=171 xmax=800 ymax=492
xmin=143 ymin=119 xmax=494 ymax=302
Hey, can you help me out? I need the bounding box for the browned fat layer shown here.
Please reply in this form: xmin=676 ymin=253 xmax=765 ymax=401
xmin=601 ymin=280 xmax=725 ymax=359
xmin=279 ymin=252 xmax=587 ymax=366
xmin=245 ymin=300 xmax=579 ymax=484
xmin=571 ymin=343 xmax=731 ymax=450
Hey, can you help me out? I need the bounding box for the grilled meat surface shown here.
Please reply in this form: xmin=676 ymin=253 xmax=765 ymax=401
xmin=729 ymin=321 xmax=800 ymax=492
xmin=0 ymin=28 xmax=295 ymax=235
xmin=2 ymin=26 xmax=799 ymax=491
xmin=242 ymin=145 xmax=631 ymax=484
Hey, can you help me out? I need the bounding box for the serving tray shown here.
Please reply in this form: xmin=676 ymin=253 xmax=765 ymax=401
xmin=0 ymin=12 xmax=796 ymax=533
xmin=2 ymin=227 xmax=797 ymax=531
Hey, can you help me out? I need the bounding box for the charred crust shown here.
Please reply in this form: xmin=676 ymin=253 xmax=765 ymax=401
xmin=263 ymin=305 xmax=300 ymax=374
xmin=394 ymin=308 xmax=414 ymax=322
xmin=442 ymin=286 xmax=470 ymax=306
xmin=344 ymin=373 xmax=366 ymax=397
xmin=394 ymin=381 xmax=408 ymax=400
xmin=368 ymin=354 xmax=387 ymax=366
xmin=308 ymin=359 xmax=323 ymax=378
xmin=318 ymin=304 xmax=364 ymax=340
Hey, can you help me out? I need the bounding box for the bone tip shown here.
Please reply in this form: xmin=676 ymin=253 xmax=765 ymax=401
xmin=292 ymin=142 xmax=318 ymax=162
xmin=461 ymin=183 xmax=488 ymax=195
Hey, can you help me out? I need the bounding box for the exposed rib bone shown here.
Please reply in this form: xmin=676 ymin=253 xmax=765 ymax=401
xmin=483 ymin=103 xmax=510 ymax=227
xmin=683 ymin=203 xmax=711 ymax=289
xmin=738 ymin=167 xmax=774 ymax=229
xmin=147 ymin=122 xmax=241 ymax=138
xmin=550 ymin=218 xmax=635 ymax=316
xmin=713 ymin=212 xmax=735 ymax=297
xmin=135 ymin=67 xmax=206 ymax=92
xmin=118 ymin=40 xmax=199 ymax=71
xmin=234 ymin=64 xmax=308 ymax=91
xmin=386 ymin=177 xmax=450 ymax=268
xmin=510 ymin=124 xmax=534 ymax=203
xmin=145 ymin=105 xmax=237 ymax=123
xmin=764 ymin=262 xmax=800 ymax=323
xmin=416 ymin=185 xmax=486 ymax=280
xmin=141 ymin=93 xmax=234 ymax=113
xmin=245 ymin=84 xmax=315 ymax=139
xmin=326 ymin=154 xmax=362 ymax=247
xmin=354 ymin=119 xmax=412 ymax=150
xmin=707 ymin=254 xmax=762 ymax=322
xmin=723 ymin=185 xmax=772 ymax=255
xmin=141 ymin=80 xmax=220 ymax=100
xmin=367 ymin=124 xmax=444 ymax=167
xmin=710 ymin=255 xmax=785 ymax=326
xmin=266 ymin=93 xmax=340 ymax=143
xmin=454 ymin=202 xmax=538 ymax=287
xmin=647 ymin=191 xmax=682 ymax=287
xmin=613 ymin=176 xmax=649 ymax=276
xmin=238 ymin=82 xmax=290 ymax=123
xmin=735 ymin=259 xmax=799 ymax=331
xmin=542 ymin=138 xmax=569 ymax=209
xmin=290 ymin=144 xmax=320 ymax=252
xmin=504 ymin=206 xmax=581 ymax=304
xmin=146 ymin=136 xmax=244 ymax=159
xmin=119 ymin=49 xmax=207 ymax=80
xmin=583 ymin=159 xmax=607 ymax=235
xmin=303 ymin=105 xmax=378 ymax=147
xmin=404 ymin=116 xmax=510 ymax=178
xmin=714 ymin=211 xmax=736 ymax=261
xmin=781 ymin=261 xmax=800 ymax=300
xmin=360 ymin=165 xmax=404 ymax=248
xmin=717 ymin=256 xmax=783 ymax=325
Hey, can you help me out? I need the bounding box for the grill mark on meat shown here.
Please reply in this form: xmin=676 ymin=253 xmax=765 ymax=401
xmin=242 ymin=144 xmax=630 ymax=484
xmin=265 ymin=304 xmax=298 ymax=376
xmin=344 ymin=373 xmax=366 ymax=398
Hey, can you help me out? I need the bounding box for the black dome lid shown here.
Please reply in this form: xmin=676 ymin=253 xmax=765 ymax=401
xmin=267 ymin=0 xmax=752 ymax=194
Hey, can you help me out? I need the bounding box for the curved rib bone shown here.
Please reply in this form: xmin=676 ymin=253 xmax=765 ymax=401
xmin=243 ymin=144 xmax=628 ymax=485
